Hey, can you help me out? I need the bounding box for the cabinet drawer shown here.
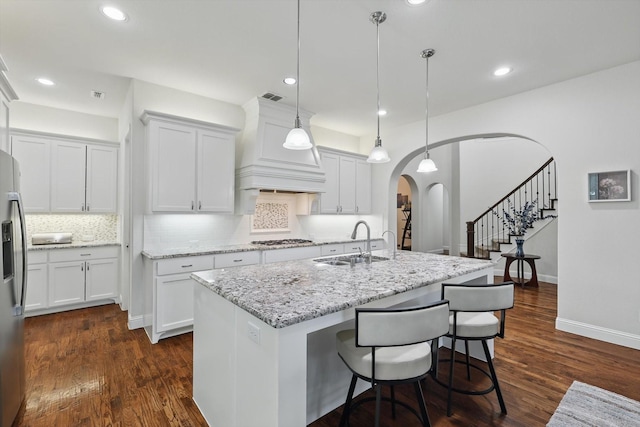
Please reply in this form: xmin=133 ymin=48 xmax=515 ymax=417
xmin=28 ymin=250 xmax=48 ymax=264
xmin=370 ymin=239 xmax=384 ymax=251
xmin=156 ymin=255 xmax=214 ymax=276
xmin=263 ymin=246 xmax=322 ymax=263
xmin=344 ymin=242 xmax=367 ymax=254
xmin=49 ymin=246 xmax=119 ymax=262
xmin=214 ymin=251 xmax=260 ymax=269
xmin=321 ymin=244 xmax=344 ymax=256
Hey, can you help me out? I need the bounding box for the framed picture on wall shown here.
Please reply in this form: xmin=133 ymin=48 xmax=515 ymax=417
xmin=588 ymin=169 xmax=631 ymax=202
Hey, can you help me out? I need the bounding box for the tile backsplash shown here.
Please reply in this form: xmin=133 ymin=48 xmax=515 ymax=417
xmin=25 ymin=214 xmax=119 ymax=244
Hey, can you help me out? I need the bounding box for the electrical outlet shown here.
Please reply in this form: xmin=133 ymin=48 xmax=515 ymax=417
xmin=248 ymin=322 xmax=260 ymax=344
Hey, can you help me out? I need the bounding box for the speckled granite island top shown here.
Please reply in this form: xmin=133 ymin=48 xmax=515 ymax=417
xmin=191 ymin=251 xmax=494 ymax=329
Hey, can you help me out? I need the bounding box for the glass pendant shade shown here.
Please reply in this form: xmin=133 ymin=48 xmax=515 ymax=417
xmin=283 ymin=126 xmax=312 ymax=150
xmin=367 ymin=139 xmax=390 ymax=163
xmin=417 ymin=156 xmax=437 ymax=172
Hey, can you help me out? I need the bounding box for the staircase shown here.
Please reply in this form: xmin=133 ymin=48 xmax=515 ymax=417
xmin=466 ymin=157 xmax=558 ymax=259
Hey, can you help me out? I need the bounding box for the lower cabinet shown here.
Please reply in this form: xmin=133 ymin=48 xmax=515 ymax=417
xmin=25 ymin=251 xmax=48 ymax=312
xmin=25 ymin=246 xmax=120 ymax=316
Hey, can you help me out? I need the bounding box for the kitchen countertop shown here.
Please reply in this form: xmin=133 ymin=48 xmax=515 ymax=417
xmin=141 ymin=238 xmax=382 ymax=260
xmin=27 ymin=241 xmax=120 ymax=251
xmin=191 ymin=251 xmax=494 ymax=329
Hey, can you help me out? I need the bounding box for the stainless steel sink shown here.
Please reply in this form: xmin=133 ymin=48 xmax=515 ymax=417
xmin=313 ymin=254 xmax=389 ymax=266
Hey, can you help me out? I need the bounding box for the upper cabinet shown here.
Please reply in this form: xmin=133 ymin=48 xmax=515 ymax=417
xmin=0 ymin=55 xmax=19 ymax=154
xmin=141 ymin=111 xmax=239 ymax=214
xmin=317 ymin=147 xmax=371 ymax=214
xmin=11 ymin=130 xmax=118 ymax=214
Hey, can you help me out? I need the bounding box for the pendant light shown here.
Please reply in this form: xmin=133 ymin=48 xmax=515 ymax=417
xmin=283 ymin=0 xmax=312 ymax=150
xmin=417 ymin=48 xmax=437 ymax=172
xmin=366 ymin=11 xmax=390 ymax=164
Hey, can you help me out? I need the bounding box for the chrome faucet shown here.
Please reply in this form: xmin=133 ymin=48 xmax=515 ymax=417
xmin=382 ymin=230 xmax=397 ymax=259
xmin=351 ymin=220 xmax=371 ymax=263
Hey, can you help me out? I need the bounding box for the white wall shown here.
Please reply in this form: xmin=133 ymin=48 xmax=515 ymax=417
xmin=369 ymin=60 xmax=640 ymax=349
xmin=311 ymin=126 xmax=360 ymax=152
xmin=11 ymin=102 xmax=118 ymax=141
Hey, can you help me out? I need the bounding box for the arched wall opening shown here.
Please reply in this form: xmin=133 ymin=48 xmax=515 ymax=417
xmin=387 ymin=133 xmax=557 ymax=283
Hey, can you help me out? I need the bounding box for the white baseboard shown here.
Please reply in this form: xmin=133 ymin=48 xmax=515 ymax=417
xmin=128 ymin=314 xmax=144 ymax=330
xmin=556 ymin=317 xmax=640 ymax=351
xmin=492 ymin=267 xmax=557 ymax=284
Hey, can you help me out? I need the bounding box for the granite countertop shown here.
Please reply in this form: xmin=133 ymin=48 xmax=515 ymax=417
xmin=141 ymin=238 xmax=382 ymax=260
xmin=191 ymin=251 xmax=494 ymax=329
xmin=28 ymin=241 xmax=120 ymax=251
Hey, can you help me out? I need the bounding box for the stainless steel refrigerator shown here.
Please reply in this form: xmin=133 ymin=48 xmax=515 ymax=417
xmin=0 ymin=150 xmax=27 ymax=427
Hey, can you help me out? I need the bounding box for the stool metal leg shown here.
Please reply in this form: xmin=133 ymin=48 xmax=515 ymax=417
xmin=464 ymin=340 xmax=471 ymax=380
xmin=390 ymin=385 xmax=397 ymax=419
xmin=375 ymin=384 xmax=382 ymax=427
xmin=447 ymin=336 xmax=456 ymax=416
xmin=481 ymin=340 xmax=507 ymax=414
xmin=339 ymin=374 xmax=358 ymax=427
xmin=414 ymin=381 xmax=432 ymax=427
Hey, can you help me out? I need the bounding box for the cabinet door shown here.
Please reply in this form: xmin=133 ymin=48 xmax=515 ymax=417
xmin=150 ymin=121 xmax=197 ymax=212
xmin=10 ymin=135 xmax=51 ymax=212
xmin=355 ymin=159 xmax=371 ymax=214
xmin=51 ymin=141 xmax=86 ymax=212
xmin=86 ymin=258 xmax=118 ymax=301
xmin=49 ymin=261 xmax=85 ymax=306
xmin=338 ymin=156 xmax=357 ymax=214
xmin=319 ymin=152 xmax=340 ymax=213
xmin=86 ymin=145 xmax=118 ymax=213
xmin=156 ymin=274 xmax=194 ymax=333
xmin=25 ymin=263 xmax=48 ymax=312
xmin=197 ymin=130 xmax=234 ymax=213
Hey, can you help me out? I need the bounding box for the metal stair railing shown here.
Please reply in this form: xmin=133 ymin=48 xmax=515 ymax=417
xmin=466 ymin=157 xmax=557 ymax=258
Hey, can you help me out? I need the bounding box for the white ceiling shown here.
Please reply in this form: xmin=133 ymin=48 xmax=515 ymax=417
xmin=1 ymin=0 xmax=639 ymax=137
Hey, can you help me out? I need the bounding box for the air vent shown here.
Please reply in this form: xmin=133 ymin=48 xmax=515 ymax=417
xmin=261 ymin=92 xmax=283 ymax=102
xmin=90 ymin=90 xmax=106 ymax=100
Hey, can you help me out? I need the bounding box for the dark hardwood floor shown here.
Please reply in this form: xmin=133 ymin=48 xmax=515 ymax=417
xmin=14 ymin=279 xmax=640 ymax=426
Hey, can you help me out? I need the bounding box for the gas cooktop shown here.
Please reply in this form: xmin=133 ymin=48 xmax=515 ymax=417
xmin=251 ymin=239 xmax=313 ymax=246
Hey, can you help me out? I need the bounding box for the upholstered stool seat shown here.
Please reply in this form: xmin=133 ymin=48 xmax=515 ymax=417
xmin=449 ymin=312 xmax=499 ymax=338
xmin=336 ymin=300 xmax=450 ymax=427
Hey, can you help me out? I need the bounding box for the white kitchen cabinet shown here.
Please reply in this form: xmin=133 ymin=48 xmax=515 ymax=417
xmin=146 ymin=254 xmax=215 ymax=343
xmin=51 ymin=140 xmax=118 ymax=213
xmin=0 ymin=57 xmax=17 ymax=153
xmin=142 ymin=111 xmax=239 ymax=214
xmin=48 ymin=246 xmax=119 ymax=308
xmin=355 ymin=159 xmax=372 ymax=214
xmin=10 ymin=135 xmax=51 ymax=212
xmin=317 ymin=147 xmax=371 ymax=214
xmin=25 ymin=251 xmax=48 ymax=312
xmin=86 ymin=145 xmax=119 ymax=213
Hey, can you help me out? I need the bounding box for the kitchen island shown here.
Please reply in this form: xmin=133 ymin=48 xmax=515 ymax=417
xmin=191 ymin=251 xmax=494 ymax=427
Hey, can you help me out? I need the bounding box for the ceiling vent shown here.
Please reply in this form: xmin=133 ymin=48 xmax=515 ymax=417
xmin=261 ymin=92 xmax=283 ymax=102
xmin=90 ymin=90 xmax=106 ymax=100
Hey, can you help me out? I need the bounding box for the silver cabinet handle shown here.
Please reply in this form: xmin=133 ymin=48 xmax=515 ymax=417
xmin=329 ymin=249 xmax=337 ymax=253
xmin=336 ymin=205 xmax=339 ymax=212
xmin=80 ymin=253 xmax=91 ymax=256
xmin=82 ymin=205 xmax=85 ymax=211
xmin=87 ymin=263 xmax=90 ymax=271
xmin=81 ymin=264 xmax=84 ymax=271
xmin=356 ymin=206 xmax=359 ymax=213
xmin=191 ymin=201 xmax=194 ymax=210
xmin=199 ymin=201 xmax=202 ymax=210
xmin=181 ymin=264 xmax=193 ymax=268
xmin=233 ymin=259 xmax=243 ymax=263
xmin=87 ymin=204 xmax=90 ymax=212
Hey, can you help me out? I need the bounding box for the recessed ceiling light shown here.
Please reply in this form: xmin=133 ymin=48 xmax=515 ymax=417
xmin=101 ymin=6 xmax=128 ymax=21
xmin=36 ymin=77 xmax=55 ymax=86
xmin=378 ymin=109 xmax=387 ymax=116
xmin=283 ymin=77 xmax=296 ymax=85
xmin=494 ymin=67 xmax=512 ymax=77
xmin=407 ymin=0 xmax=427 ymax=5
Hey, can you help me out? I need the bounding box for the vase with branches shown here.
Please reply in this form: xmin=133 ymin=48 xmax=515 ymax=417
xmin=493 ymin=199 xmax=555 ymax=256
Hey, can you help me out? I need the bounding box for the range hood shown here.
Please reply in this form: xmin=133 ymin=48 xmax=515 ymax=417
xmin=237 ymin=97 xmax=325 ymax=191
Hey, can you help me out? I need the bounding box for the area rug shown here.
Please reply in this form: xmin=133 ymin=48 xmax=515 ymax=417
xmin=547 ymin=381 xmax=640 ymax=426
